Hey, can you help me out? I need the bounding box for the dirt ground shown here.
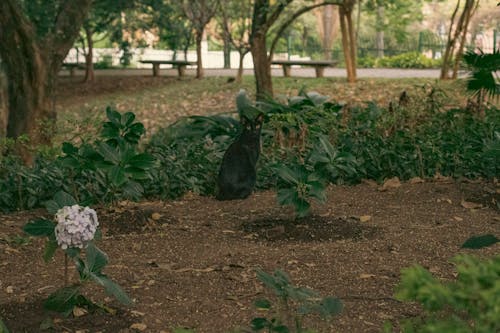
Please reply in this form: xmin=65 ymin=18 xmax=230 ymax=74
xmin=0 ymin=76 xmax=499 ymax=332
xmin=1 ymin=179 xmax=499 ymax=333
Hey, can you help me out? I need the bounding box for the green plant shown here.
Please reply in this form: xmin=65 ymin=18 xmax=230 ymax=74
xmin=462 ymin=49 xmax=500 ymax=111
xmin=388 ymin=255 xmax=500 ymax=333
xmin=0 ymin=318 xmax=9 ymax=333
xmin=376 ymin=52 xmax=440 ymax=69
xmin=250 ymin=269 xmax=342 ymax=333
xmin=60 ymin=107 xmax=155 ymax=202
xmin=23 ymin=191 xmax=131 ymax=317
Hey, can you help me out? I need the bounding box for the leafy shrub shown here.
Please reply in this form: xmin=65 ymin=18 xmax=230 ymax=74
xmin=388 ymin=255 xmax=500 ymax=333
xmin=376 ymin=52 xmax=441 ymax=69
xmin=250 ymin=269 xmax=342 ymax=333
xmin=23 ymin=191 xmax=131 ymax=317
xmin=0 ymin=108 xmax=154 ymax=211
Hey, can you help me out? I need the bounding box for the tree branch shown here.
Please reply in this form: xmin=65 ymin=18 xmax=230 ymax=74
xmin=268 ymin=1 xmax=343 ymax=60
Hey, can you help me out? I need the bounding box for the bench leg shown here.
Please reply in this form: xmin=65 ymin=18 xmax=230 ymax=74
xmin=177 ymin=65 xmax=186 ymax=77
xmin=69 ymin=67 xmax=75 ymax=77
xmin=152 ymin=63 xmax=160 ymax=77
xmin=282 ymin=65 xmax=291 ymax=77
xmin=315 ymin=67 xmax=325 ymax=78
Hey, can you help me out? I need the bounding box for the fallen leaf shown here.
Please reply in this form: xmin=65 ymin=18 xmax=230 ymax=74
xmin=409 ymin=177 xmax=424 ymax=184
xmin=461 ymin=200 xmax=483 ymax=209
xmin=378 ymin=177 xmax=401 ymax=191
xmin=73 ymin=307 xmax=88 ymax=317
xmin=359 ymin=215 xmax=372 ymax=223
xmin=359 ymin=273 xmax=376 ymax=279
xmin=130 ymin=310 xmax=146 ymax=317
xmin=453 ymin=216 xmax=463 ymax=222
xmin=434 ymin=172 xmax=452 ymax=182
xmin=130 ymin=323 xmax=147 ymax=331
xmin=151 ymin=212 xmax=161 ymax=221
xmin=6 ymin=286 xmax=13 ymax=294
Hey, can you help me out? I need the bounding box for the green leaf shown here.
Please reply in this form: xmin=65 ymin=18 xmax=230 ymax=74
xmin=106 ymin=107 xmax=122 ymax=125
xmin=96 ymin=142 xmax=120 ymax=164
xmin=44 ymin=200 xmax=59 ymax=215
xmin=277 ymin=188 xmax=297 ymax=206
xmin=43 ymin=239 xmax=58 ymax=263
xmin=23 ymin=219 xmax=55 ymax=237
xmin=61 ymin=142 xmax=78 ymax=155
xmin=276 ymin=165 xmax=299 ymax=184
xmin=53 ymin=191 xmax=77 ymax=208
xmin=85 ymin=242 xmax=108 ymax=273
xmin=109 ymin=165 xmax=127 ymax=187
xmin=121 ymin=112 xmax=136 ymax=127
xmin=44 ymin=286 xmax=80 ymax=315
xmin=320 ymin=296 xmax=343 ymax=317
xmin=0 ymin=317 xmax=10 ymax=333
xmin=89 ymin=273 xmax=132 ymax=306
xmin=271 ymin=325 xmax=290 ymax=333
xmin=254 ymin=298 xmax=272 ymax=310
xmin=250 ymin=317 xmax=270 ymax=330
xmin=127 ymin=153 xmax=155 ymax=169
xmin=461 ymin=234 xmax=499 ymax=249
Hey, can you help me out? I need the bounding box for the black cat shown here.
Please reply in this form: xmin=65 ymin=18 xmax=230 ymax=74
xmin=216 ymin=113 xmax=264 ymax=200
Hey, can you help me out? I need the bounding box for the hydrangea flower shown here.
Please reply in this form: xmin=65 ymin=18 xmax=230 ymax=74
xmin=54 ymin=205 xmax=99 ymax=250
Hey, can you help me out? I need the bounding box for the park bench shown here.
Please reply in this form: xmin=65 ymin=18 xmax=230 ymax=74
xmin=62 ymin=62 xmax=85 ymax=77
xmin=271 ymin=60 xmax=338 ymax=78
xmin=139 ymin=60 xmax=196 ymax=77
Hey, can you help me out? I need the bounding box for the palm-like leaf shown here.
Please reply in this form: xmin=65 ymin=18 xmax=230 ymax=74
xmin=463 ymin=49 xmax=500 ymax=101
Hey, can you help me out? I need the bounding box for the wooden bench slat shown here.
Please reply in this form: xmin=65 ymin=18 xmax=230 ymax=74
xmin=271 ymin=60 xmax=337 ymax=78
xmin=139 ymin=60 xmax=196 ymax=77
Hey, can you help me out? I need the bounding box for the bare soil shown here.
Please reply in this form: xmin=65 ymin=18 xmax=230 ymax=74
xmin=0 ymin=76 xmax=499 ymax=333
xmin=1 ymin=180 xmax=498 ymax=333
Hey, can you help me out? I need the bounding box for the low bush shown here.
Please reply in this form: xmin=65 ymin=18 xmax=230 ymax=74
xmin=386 ymin=254 xmax=500 ymax=333
xmin=375 ymin=52 xmax=441 ymax=69
xmin=0 ymin=89 xmax=498 ymax=212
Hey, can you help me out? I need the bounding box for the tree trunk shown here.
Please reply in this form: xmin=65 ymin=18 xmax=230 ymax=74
xmin=0 ymin=70 xmax=7 ymax=137
xmin=440 ymin=0 xmax=477 ymax=80
xmin=195 ymin=30 xmax=204 ymax=79
xmin=0 ymin=0 xmax=93 ymax=164
xmin=339 ymin=2 xmax=357 ymax=83
xmin=315 ymin=4 xmax=339 ymax=60
xmin=452 ymin=0 xmax=477 ymax=79
xmin=84 ymin=25 xmax=95 ymax=82
xmin=251 ymin=33 xmax=273 ymax=99
xmin=223 ymin=29 xmax=231 ymax=69
xmin=236 ymin=51 xmax=247 ymax=83
xmin=375 ymin=5 xmax=384 ymax=58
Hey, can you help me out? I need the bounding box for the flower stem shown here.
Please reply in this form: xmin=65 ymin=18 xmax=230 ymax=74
xmin=64 ymin=253 xmax=68 ymax=287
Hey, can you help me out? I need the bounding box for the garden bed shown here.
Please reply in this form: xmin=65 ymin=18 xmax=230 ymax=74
xmin=1 ymin=180 xmax=498 ymax=332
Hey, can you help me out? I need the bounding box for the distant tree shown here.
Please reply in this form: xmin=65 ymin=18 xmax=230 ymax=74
xmin=440 ymin=0 xmax=479 ymax=79
xmin=218 ymin=0 xmax=253 ymax=82
xmin=0 ymin=0 xmax=92 ymax=164
xmin=142 ymin=0 xmax=193 ymax=60
xmin=314 ymin=2 xmax=340 ymax=60
xmin=80 ymin=0 xmax=133 ymax=82
xmin=250 ymin=0 xmax=344 ymax=99
xmin=181 ymin=0 xmax=220 ymax=79
xmin=362 ymin=0 xmax=431 ymax=58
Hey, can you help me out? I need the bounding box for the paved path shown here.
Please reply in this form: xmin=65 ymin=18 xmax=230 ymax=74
xmin=62 ymin=67 xmax=463 ymax=79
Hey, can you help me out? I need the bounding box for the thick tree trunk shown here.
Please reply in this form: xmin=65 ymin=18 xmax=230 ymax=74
xmin=84 ymin=26 xmax=95 ymax=82
xmin=251 ymin=33 xmax=273 ymax=99
xmin=195 ymin=30 xmax=204 ymax=79
xmin=0 ymin=70 xmax=7 ymax=137
xmin=0 ymin=0 xmax=92 ymax=164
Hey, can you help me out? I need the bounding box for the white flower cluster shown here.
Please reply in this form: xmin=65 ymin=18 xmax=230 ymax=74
xmin=54 ymin=205 xmax=99 ymax=250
